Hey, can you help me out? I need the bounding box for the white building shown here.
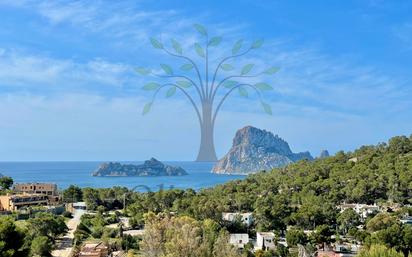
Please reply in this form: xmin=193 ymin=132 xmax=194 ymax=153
xmin=339 ymin=203 xmax=380 ymax=219
xmin=229 ymin=233 xmax=249 ymax=249
xmin=256 ymin=232 xmax=276 ymax=250
xmin=400 ymin=216 xmax=412 ymax=225
xmin=222 ymin=212 xmax=253 ymax=226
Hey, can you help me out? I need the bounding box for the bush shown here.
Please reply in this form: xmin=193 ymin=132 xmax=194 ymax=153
xmin=62 ymin=211 xmax=73 ymax=218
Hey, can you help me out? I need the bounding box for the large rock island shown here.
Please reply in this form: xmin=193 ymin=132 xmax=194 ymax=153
xmin=92 ymin=158 xmax=187 ymax=177
xmin=212 ymin=126 xmax=313 ymax=174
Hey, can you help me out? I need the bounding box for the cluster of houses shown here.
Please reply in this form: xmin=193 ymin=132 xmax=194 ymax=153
xmin=223 ymin=212 xmax=279 ymax=251
xmin=224 ymin=210 xmax=362 ymax=256
xmin=0 ymin=182 xmax=61 ymax=212
xmin=338 ymin=203 xmax=380 ymax=220
xmin=223 ymin=202 xmax=411 ymax=257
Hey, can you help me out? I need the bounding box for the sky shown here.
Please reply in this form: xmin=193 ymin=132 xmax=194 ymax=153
xmin=0 ymin=0 xmax=411 ymax=161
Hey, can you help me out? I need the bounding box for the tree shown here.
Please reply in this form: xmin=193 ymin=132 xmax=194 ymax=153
xmin=0 ymin=176 xmax=13 ymax=190
xmin=30 ymin=236 xmax=52 ymax=257
xmin=311 ymin=225 xmax=334 ymax=250
xmin=62 ymin=185 xmax=83 ymax=203
xmin=27 ymin=213 xmax=68 ymax=242
xmin=366 ymin=213 xmax=398 ymax=232
xmin=286 ymin=228 xmax=308 ymax=247
xmin=337 ymin=209 xmax=360 ymax=234
xmin=357 ymin=244 xmax=404 ymax=257
xmin=137 ymin=24 xmax=278 ymax=161
xmin=212 ymin=230 xmax=240 ymax=257
xmin=0 ymin=216 xmax=26 ymax=257
xmin=163 ymin=216 xmax=202 ymax=257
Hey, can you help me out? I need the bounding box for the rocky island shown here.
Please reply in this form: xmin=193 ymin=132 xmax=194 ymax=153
xmin=212 ymin=126 xmax=313 ymax=174
xmin=92 ymin=158 xmax=187 ymax=177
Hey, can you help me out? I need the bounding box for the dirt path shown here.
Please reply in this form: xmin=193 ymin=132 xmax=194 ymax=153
xmin=52 ymin=209 xmax=85 ymax=257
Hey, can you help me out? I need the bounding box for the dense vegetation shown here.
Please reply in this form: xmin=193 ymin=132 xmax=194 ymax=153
xmin=0 ymin=213 xmax=67 ymax=256
xmin=1 ymin=134 xmax=412 ymax=256
xmin=65 ymin=135 xmax=412 ymax=256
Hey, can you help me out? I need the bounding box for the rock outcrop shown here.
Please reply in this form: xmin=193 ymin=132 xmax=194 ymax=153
xmin=92 ymin=158 xmax=187 ymax=177
xmin=319 ymin=150 xmax=330 ymax=159
xmin=212 ymin=126 xmax=313 ymax=174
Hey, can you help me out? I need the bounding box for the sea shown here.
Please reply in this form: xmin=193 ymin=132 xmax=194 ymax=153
xmin=0 ymin=161 xmax=245 ymax=192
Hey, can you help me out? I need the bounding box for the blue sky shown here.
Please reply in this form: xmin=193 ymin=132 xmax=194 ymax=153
xmin=0 ymin=0 xmax=411 ymax=161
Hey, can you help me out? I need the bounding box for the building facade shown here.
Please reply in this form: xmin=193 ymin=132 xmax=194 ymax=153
xmin=256 ymin=232 xmax=276 ymax=250
xmin=229 ymin=234 xmax=249 ymax=249
xmin=13 ymin=183 xmax=58 ymax=196
xmin=0 ymin=194 xmax=49 ymax=211
xmin=222 ymin=212 xmax=253 ymax=226
xmin=78 ymin=242 xmax=109 ymax=257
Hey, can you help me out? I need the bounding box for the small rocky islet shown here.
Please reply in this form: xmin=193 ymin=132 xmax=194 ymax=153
xmin=92 ymin=158 xmax=187 ymax=177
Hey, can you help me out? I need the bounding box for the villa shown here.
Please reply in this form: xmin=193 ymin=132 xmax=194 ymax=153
xmin=256 ymin=232 xmax=276 ymax=250
xmin=0 ymin=193 xmax=49 ymax=211
xmin=13 ymin=182 xmax=60 ymax=204
xmin=222 ymin=212 xmax=253 ymax=226
xmin=229 ymin=233 xmax=249 ymax=249
xmin=338 ymin=203 xmax=380 ymax=219
xmin=13 ymin=182 xmax=58 ymax=196
xmin=400 ymin=216 xmax=412 ymax=225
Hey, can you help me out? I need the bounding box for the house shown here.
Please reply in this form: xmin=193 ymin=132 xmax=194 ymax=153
xmin=14 ymin=183 xmax=58 ymax=196
xmin=0 ymin=193 xmax=49 ymax=211
xmin=339 ymin=203 xmax=380 ymax=219
xmin=78 ymin=242 xmax=109 ymax=257
xmin=13 ymin=183 xmax=60 ymax=204
xmin=222 ymin=212 xmax=253 ymax=226
xmin=400 ymin=216 xmax=412 ymax=225
xmin=256 ymin=232 xmax=276 ymax=250
xmin=73 ymin=202 xmax=87 ymax=210
xmin=318 ymin=243 xmax=359 ymax=257
xmin=229 ymin=233 xmax=249 ymax=249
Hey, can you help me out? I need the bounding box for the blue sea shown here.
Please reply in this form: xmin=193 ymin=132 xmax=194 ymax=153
xmin=0 ymin=161 xmax=245 ymax=191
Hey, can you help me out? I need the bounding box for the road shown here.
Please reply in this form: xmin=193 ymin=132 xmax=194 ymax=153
xmin=52 ymin=209 xmax=86 ymax=257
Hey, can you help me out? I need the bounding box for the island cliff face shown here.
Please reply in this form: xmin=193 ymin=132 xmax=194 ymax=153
xmin=212 ymin=126 xmax=313 ymax=174
xmin=92 ymin=158 xmax=187 ymax=177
